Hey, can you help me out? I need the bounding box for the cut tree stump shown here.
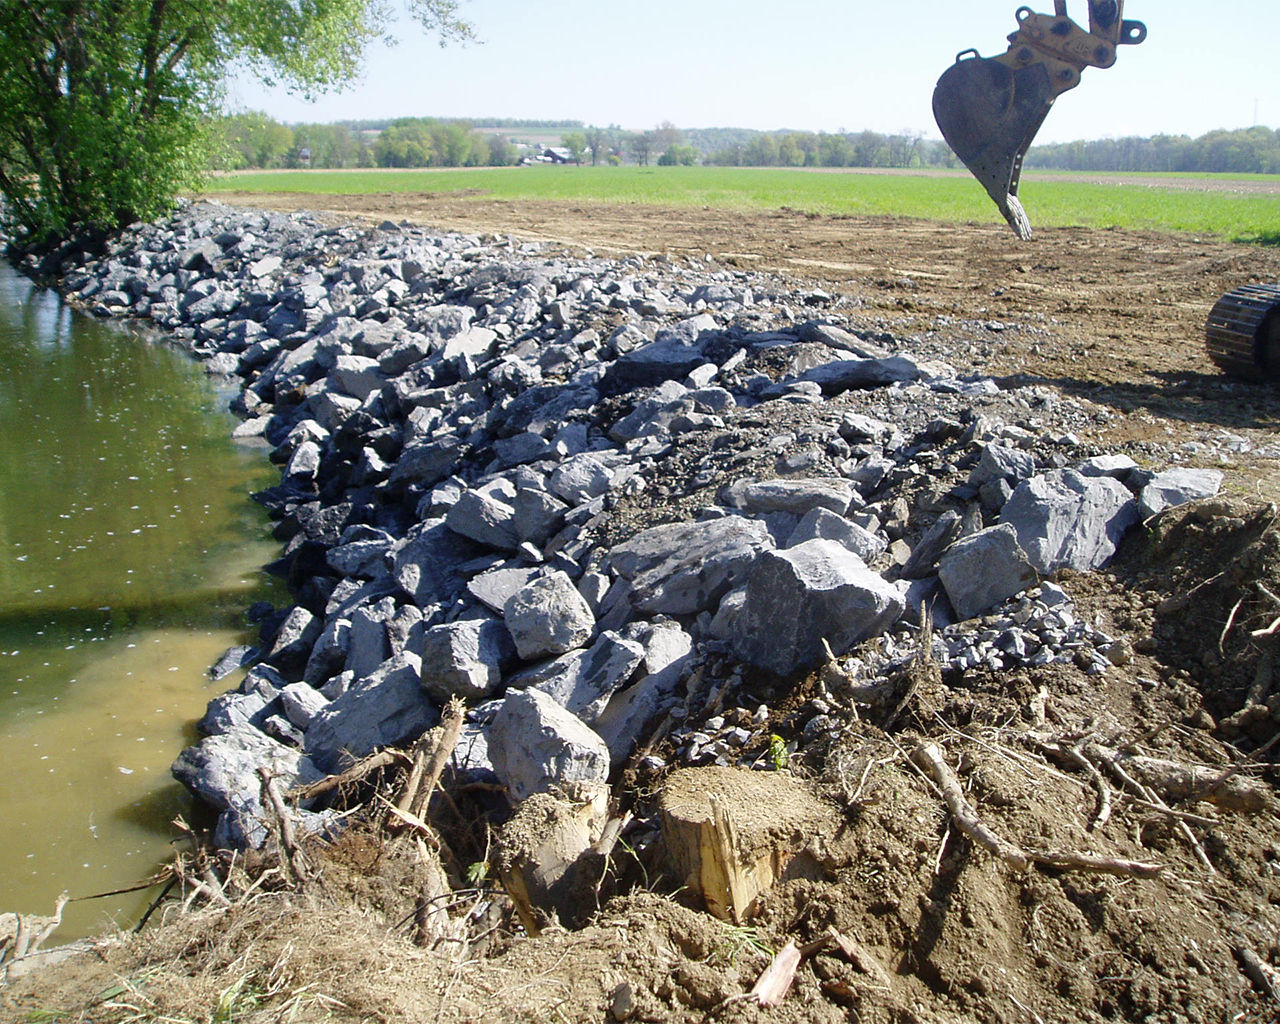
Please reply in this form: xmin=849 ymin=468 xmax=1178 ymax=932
xmin=658 ymin=766 xmax=840 ymax=924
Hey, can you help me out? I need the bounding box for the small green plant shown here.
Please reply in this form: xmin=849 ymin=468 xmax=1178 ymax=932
xmin=214 ymin=974 xmax=263 ymax=1023
xmin=768 ymin=734 xmax=789 ymax=771
xmin=710 ymin=924 xmax=774 ymax=967
xmin=466 ymin=859 xmax=489 ymax=886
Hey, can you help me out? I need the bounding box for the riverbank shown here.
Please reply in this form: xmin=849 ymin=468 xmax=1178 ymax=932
xmin=4 ymin=201 xmax=1280 ymax=1022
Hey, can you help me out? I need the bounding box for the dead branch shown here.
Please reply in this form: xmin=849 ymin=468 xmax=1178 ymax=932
xmin=259 ymin=767 xmax=308 ymax=885
xmin=1233 ymin=941 xmax=1280 ymax=1004
xmin=914 ymin=741 xmax=1166 ymax=879
xmin=1064 ymin=742 xmax=1113 ymax=831
xmin=287 ymin=749 xmax=408 ymax=803
xmin=1246 ymin=642 xmax=1276 ymax=707
xmin=401 ymin=698 xmax=466 ymax=821
xmin=911 ymin=741 xmax=1031 ymax=872
xmin=1251 ymin=615 xmax=1280 ymax=638
xmin=1025 ymin=850 xmax=1163 ymax=878
xmin=1085 ymin=744 xmax=1217 ymax=874
xmin=1219 ymin=596 xmax=1245 ymax=653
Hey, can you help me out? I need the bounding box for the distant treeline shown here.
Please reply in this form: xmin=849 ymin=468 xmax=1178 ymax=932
xmin=1023 ymin=126 xmax=1280 ymax=174
xmin=214 ymin=113 xmax=1280 ymax=175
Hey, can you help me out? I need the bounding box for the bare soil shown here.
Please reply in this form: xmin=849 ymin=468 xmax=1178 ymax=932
xmin=5 ymin=199 xmax=1280 ymax=1024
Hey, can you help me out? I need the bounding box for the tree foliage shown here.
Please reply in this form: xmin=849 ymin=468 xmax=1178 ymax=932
xmin=1024 ymin=126 xmax=1280 ymax=174
xmin=0 ymin=0 xmax=471 ymax=245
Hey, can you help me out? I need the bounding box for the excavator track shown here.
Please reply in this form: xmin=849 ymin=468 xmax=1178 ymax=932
xmin=1205 ymin=283 xmax=1280 ymax=384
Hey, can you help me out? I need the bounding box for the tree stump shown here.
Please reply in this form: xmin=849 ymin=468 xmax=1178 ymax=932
xmin=658 ymin=766 xmax=840 ymax=923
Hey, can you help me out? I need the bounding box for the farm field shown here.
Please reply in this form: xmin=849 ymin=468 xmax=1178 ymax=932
xmin=207 ymin=165 xmax=1280 ymax=243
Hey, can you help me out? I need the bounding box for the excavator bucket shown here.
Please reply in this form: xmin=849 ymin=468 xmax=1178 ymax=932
xmin=933 ymin=54 xmax=1053 ymax=239
xmin=933 ymin=2 xmax=1146 ymax=239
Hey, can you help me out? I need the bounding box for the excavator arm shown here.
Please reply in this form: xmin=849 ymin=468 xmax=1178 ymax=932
xmin=933 ymin=1 xmax=1146 ymax=238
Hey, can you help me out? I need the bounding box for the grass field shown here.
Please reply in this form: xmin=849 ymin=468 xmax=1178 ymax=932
xmin=207 ymin=165 xmax=1280 ymax=244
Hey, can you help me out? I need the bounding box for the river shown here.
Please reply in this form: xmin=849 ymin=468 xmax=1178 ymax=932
xmin=0 ymin=260 xmax=281 ymax=941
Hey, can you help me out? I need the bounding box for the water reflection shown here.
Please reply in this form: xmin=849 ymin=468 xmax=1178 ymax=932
xmin=0 ymin=262 xmax=281 ymax=939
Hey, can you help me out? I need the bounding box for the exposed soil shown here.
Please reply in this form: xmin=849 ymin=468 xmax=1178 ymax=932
xmin=5 ymin=200 xmax=1280 ymax=1023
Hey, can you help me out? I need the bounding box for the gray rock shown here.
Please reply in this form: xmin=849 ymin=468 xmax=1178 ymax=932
xmin=797 ymin=355 xmax=926 ymax=394
xmin=512 ymin=487 xmax=570 ymax=547
xmin=1077 ymin=454 xmax=1141 ymax=480
xmin=488 ymin=689 xmax=611 ymax=802
xmin=330 ymin=354 xmax=385 ymax=401
xmin=198 ymin=689 xmax=273 ymax=736
xmin=267 ymin=606 xmax=321 ymax=670
xmin=1000 ymin=469 xmax=1139 ymax=574
xmin=418 ymin=616 xmax=516 ymax=702
xmin=608 ymin=516 xmax=773 ymax=616
xmin=969 ymin=444 xmax=1037 ymax=487
xmin=504 ymin=571 xmax=597 ymax=660
xmin=345 ymin=597 xmax=395 ymax=679
xmin=304 ymin=616 xmax=350 ymax=686
xmin=392 ymin=519 xmax=477 ymax=607
xmin=787 ymin=507 xmax=887 ymax=561
xmin=173 ymin=725 xmax=322 ymax=812
xmin=304 ymin=652 xmax=438 ymax=772
xmin=730 ymin=539 xmax=904 ymax=676
xmin=467 ymin=565 xmax=543 ymax=614
xmin=279 ymin=682 xmax=329 ymax=730
xmin=1139 ymin=468 xmax=1224 ymax=518
xmin=899 ymin=511 xmax=964 ymax=579
xmin=445 ymin=490 xmax=520 ymax=551
xmin=441 ymin=325 xmax=498 ymax=362
xmin=549 ymin=453 xmax=618 ymax=506
xmin=510 ymin=630 xmax=645 ymax=723
xmin=389 ymin=435 xmax=469 ymax=489
xmin=723 ymin=478 xmax=855 ymax=517
xmin=593 ymin=622 xmax=693 ymax=763
xmin=326 ymin=525 xmax=395 ymax=579
xmin=938 ymin=524 xmax=1039 ymax=621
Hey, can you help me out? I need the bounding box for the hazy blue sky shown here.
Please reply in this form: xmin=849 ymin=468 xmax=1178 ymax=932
xmin=227 ymin=0 xmax=1278 ymax=144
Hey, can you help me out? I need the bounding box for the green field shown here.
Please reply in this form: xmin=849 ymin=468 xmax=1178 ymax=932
xmin=207 ymin=166 xmax=1280 ymax=244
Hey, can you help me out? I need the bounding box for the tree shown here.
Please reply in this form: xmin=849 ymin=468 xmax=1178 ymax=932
xmin=584 ymin=125 xmax=609 ymax=166
xmin=217 ymin=111 xmax=295 ymax=169
xmin=0 ymin=1 xmax=472 ymax=246
xmin=657 ymin=144 xmax=698 ymax=167
xmin=561 ymin=131 xmax=587 ymax=166
xmin=629 ymin=132 xmax=655 ymax=166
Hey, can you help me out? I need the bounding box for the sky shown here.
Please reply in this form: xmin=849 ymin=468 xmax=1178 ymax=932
xmin=225 ymin=0 xmax=1280 ymax=144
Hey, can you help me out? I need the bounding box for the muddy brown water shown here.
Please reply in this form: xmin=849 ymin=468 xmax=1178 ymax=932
xmin=0 ymin=262 xmax=281 ymax=940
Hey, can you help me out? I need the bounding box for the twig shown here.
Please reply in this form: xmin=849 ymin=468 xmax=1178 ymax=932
xmin=1086 ymin=743 xmax=1216 ymax=874
xmin=911 ymin=741 xmax=1031 ymax=871
xmin=914 ymin=741 xmax=1166 ymax=879
xmin=1219 ymin=596 xmax=1245 ymax=653
xmin=288 ymin=749 xmax=408 ymax=803
xmin=1246 ymin=642 xmax=1275 ymax=707
xmin=1128 ymin=798 xmax=1218 ymax=828
xmin=259 ymin=767 xmax=307 ymax=885
xmin=1064 ymin=741 xmax=1112 ymax=831
xmin=1024 ymin=850 xmax=1163 ymax=878
xmin=1233 ymin=941 xmax=1280 ymax=1003
xmin=1251 ymin=615 xmax=1280 ymax=638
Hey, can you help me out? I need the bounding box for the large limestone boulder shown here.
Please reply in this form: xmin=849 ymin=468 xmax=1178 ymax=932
xmin=729 ymin=539 xmax=904 ymax=677
xmin=938 ymin=523 xmax=1038 ymax=620
xmin=1000 ymin=469 xmax=1138 ymax=575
